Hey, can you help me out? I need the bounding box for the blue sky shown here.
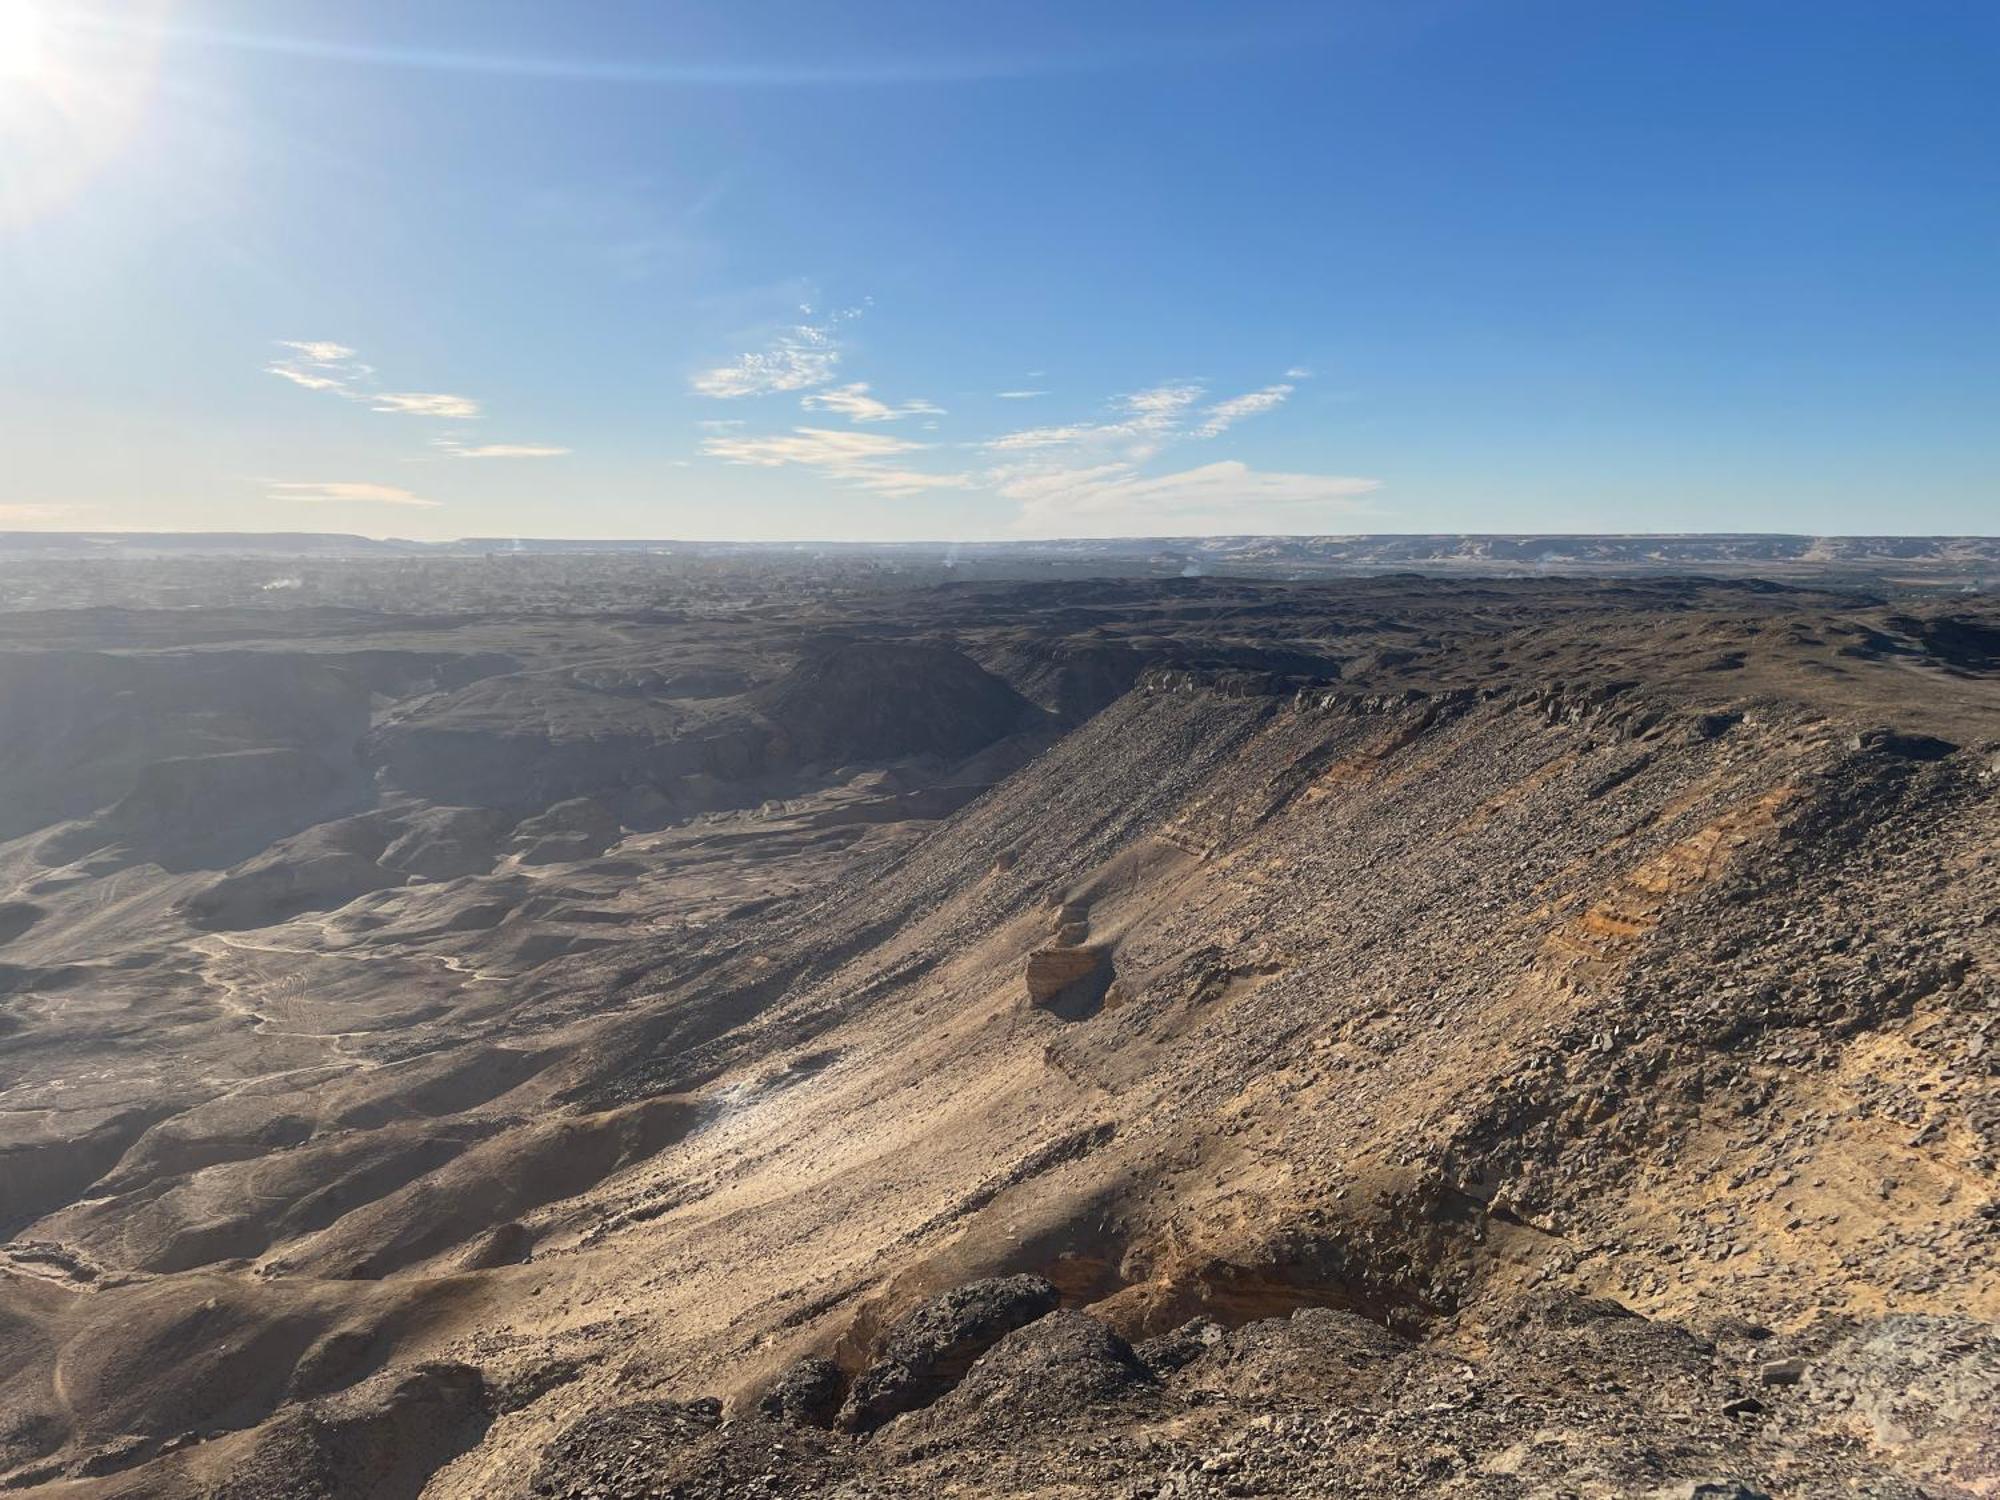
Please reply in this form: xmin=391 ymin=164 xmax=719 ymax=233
xmin=0 ymin=0 xmax=1993 ymax=540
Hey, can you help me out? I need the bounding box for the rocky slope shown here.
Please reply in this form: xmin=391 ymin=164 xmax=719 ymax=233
xmin=0 ymin=574 xmax=1993 ymax=1498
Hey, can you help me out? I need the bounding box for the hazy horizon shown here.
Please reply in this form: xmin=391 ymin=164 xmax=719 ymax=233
xmin=3 ymin=2 xmax=1994 ymax=542
xmin=1 ymin=522 xmax=1996 ymax=548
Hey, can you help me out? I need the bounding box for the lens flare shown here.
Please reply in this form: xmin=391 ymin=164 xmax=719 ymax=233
xmin=0 ymin=0 xmax=168 ymax=229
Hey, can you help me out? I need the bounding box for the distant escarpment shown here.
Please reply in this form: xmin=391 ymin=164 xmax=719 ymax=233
xmin=368 ymin=639 xmax=1046 ymax=812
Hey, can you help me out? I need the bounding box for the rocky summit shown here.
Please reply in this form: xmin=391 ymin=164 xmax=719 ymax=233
xmin=0 ymin=558 xmax=1995 ymax=1498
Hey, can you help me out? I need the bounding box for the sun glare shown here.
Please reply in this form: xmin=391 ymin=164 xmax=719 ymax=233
xmin=0 ymin=0 xmax=169 ymax=228
xmin=0 ymin=0 xmax=49 ymax=81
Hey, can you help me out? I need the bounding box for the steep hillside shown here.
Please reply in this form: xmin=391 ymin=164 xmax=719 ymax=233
xmin=0 ymin=579 xmax=1993 ymax=1498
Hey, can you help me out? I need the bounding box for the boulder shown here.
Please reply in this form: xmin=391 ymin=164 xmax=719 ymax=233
xmin=837 ymin=1275 xmax=1060 ymax=1432
xmin=929 ymin=1311 xmax=1153 ymax=1421
xmin=756 ymin=1355 xmax=844 ymax=1429
xmin=1136 ymin=1317 xmax=1226 ymax=1377
xmin=1849 ymin=728 xmax=1957 ymax=761
xmin=1026 ymin=944 xmax=1110 ymax=1005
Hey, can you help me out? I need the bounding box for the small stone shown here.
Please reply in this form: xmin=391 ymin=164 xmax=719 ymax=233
xmin=1758 ymin=1356 xmax=1806 ymax=1386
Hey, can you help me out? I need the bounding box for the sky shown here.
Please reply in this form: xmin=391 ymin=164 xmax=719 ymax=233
xmin=0 ymin=0 xmax=1993 ymax=541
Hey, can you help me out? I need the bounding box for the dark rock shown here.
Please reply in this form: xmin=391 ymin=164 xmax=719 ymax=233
xmin=756 ymin=1355 xmax=844 ymax=1429
xmin=1178 ymin=1306 xmax=1405 ymax=1403
xmin=1026 ymin=944 xmax=1111 ymax=1005
xmin=455 ymin=1220 xmax=534 ymax=1271
xmin=1530 ymin=1294 xmax=1644 ymax=1328
xmin=530 ymin=1398 xmax=722 ymax=1499
xmin=1688 ymin=711 xmax=1742 ymax=742
xmin=210 ymin=1362 xmax=490 ymax=1500
xmin=1849 ymin=728 xmax=1957 ymax=761
xmin=1136 ymin=1317 xmax=1226 ymax=1377
xmin=535 ymin=1411 xmax=846 ymax=1500
xmin=926 ymin=1311 xmax=1154 ymax=1421
xmin=1757 ymin=1356 xmax=1806 ymax=1386
xmin=837 ymin=1274 xmax=1060 ymax=1432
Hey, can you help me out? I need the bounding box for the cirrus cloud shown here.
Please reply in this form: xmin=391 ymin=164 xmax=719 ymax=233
xmin=686 ymin=308 xmax=1354 ymax=531
xmin=368 ymin=391 xmax=483 ymax=419
xmin=800 ymin=382 xmax=944 ymax=422
xmin=267 ymin=340 xmax=373 ymax=393
xmin=266 ymin=340 xmax=482 ymax=419
xmin=0 ymin=503 xmax=94 ymax=523
xmin=266 ymin=338 xmax=573 ymax=455
xmin=1193 ymin=383 xmax=1294 ymax=438
xmin=432 ymin=437 xmax=570 ymax=459
xmin=702 ymin=425 xmax=969 ymax=495
xmin=691 ymin=312 xmax=853 ymax=398
xmin=986 ymin=381 xmax=1204 ymax=461
xmin=996 ymin=458 xmax=1377 ymax=536
xmin=268 ymin=481 xmax=441 ymax=508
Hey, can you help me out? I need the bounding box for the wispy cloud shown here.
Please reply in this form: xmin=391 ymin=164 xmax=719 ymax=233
xmin=986 ymin=423 xmax=1105 ymax=452
xmin=0 ymin=503 xmax=92 ymax=523
xmin=264 ymin=339 xmax=574 ymax=456
xmin=843 ymin=467 xmax=974 ymax=497
xmin=269 ymin=481 xmax=441 ymax=508
xmin=702 ymin=427 xmax=920 ymax=468
xmin=1122 ymin=382 xmax=1205 ymax=427
xmin=267 ymin=340 xmax=482 ymax=419
xmin=688 ymin=318 xmax=1349 ymax=527
xmin=267 ymin=340 xmax=373 ymax=394
xmin=986 ymin=381 xmax=1203 ymax=460
xmin=996 ymin=459 xmax=1376 ymax=537
xmin=976 ymin=369 xmax=1358 ymax=532
xmin=369 ymin=391 xmax=483 ymax=418
xmin=986 ymin=373 xmax=1305 ymax=456
xmin=281 ymin=340 xmax=353 ymax=364
xmin=435 ymin=439 xmax=572 ymax=459
xmin=105 ymin=18 xmax=1245 ymax=89
xmin=692 ymin=335 xmax=837 ymax=398
xmin=800 ymin=382 xmax=944 ymax=422
xmin=1194 ymin=383 xmax=1293 ymax=439
xmin=692 ymin=311 xmax=858 ymax=398
xmin=702 ymin=426 xmax=969 ymax=495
